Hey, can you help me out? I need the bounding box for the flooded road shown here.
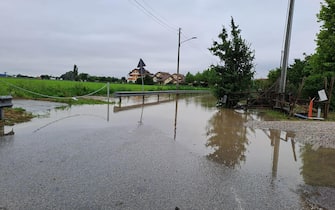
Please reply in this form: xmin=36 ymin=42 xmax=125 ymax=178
xmin=0 ymin=95 xmax=334 ymax=209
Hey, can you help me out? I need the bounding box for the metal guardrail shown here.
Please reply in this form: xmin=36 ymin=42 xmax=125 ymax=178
xmin=0 ymin=95 xmax=13 ymax=120
xmin=113 ymin=90 xmax=211 ymax=97
xmin=0 ymin=96 xmax=13 ymax=107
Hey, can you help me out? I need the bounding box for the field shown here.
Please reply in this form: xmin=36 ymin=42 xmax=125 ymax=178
xmin=0 ymin=77 xmax=207 ymax=103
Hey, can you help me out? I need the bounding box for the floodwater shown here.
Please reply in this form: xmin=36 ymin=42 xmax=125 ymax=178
xmin=0 ymin=95 xmax=334 ymax=209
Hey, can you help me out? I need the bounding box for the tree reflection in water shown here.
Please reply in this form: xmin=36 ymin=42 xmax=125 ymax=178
xmin=205 ymin=109 xmax=249 ymax=168
xmin=300 ymin=145 xmax=335 ymax=187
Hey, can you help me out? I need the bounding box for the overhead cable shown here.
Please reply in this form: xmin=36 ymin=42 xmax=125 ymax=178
xmin=129 ymin=0 xmax=178 ymax=33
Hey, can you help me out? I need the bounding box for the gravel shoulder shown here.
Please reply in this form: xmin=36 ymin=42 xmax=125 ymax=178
xmin=245 ymin=120 xmax=335 ymax=149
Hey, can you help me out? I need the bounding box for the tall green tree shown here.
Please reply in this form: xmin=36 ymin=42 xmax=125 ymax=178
xmin=209 ymin=17 xmax=255 ymax=106
xmin=313 ymin=0 xmax=335 ymax=73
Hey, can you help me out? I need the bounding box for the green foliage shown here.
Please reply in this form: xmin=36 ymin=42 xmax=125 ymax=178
xmin=194 ymin=72 xmax=203 ymax=83
xmin=252 ymin=79 xmax=271 ymax=91
xmin=201 ymin=68 xmax=217 ymax=86
xmin=302 ymin=74 xmax=325 ymax=98
xmin=185 ymin=72 xmax=195 ymax=84
xmin=267 ymin=68 xmax=281 ymax=85
xmin=209 ymin=17 xmax=255 ymax=105
xmin=299 ymin=72 xmax=335 ymax=111
xmin=78 ymin=73 xmax=89 ymax=81
xmin=285 ymin=55 xmax=313 ymax=95
xmin=266 ymin=54 xmax=313 ymax=95
xmin=263 ymin=109 xmax=291 ymax=120
xmin=314 ymin=0 xmax=335 ymax=73
xmin=135 ymin=75 xmax=154 ymax=85
xmin=60 ymin=71 xmax=76 ymax=81
xmin=288 ymin=58 xmax=308 ymax=85
xmin=184 ymin=69 xmax=216 ymax=87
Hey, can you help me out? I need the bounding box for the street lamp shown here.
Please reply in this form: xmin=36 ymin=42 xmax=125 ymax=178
xmin=176 ymin=27 xmax=197 ymax=89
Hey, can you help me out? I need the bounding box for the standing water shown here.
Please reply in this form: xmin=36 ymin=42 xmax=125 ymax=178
xmin=0 ymin=95 xmax=334 ymax=209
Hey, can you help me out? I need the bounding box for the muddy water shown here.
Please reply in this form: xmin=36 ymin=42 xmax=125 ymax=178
xmin=1 ymin=95 xmax=334 ymax=209
xmin=121 ymin=95 xmax=331 ymax=186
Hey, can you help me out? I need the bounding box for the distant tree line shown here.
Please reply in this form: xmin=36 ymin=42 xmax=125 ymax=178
xmin=40 ymin=64 xmax=127 ymax=83
xmin=184 ymin=69 xmax=217 ymax=87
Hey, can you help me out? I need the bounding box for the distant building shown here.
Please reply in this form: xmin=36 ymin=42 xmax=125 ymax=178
xmin=127 ymin=68 xmax=153 ymax=83
xmin=127 ymin=67 xmax=185 ymax=85
xmin=171 ymin=73 xmax=185 ymax=84
xmin=153 ymin=72 xmax=171 ymax=85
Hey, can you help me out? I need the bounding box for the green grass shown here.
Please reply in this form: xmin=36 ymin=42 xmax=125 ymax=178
xmin=0 ymin=77 xmax=207 ymax=104
xmin=262 ymin=109 xmax=293 ymax=120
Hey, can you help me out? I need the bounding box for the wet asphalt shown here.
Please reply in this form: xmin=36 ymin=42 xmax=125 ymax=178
xmin=0 ymin=100 xmax=318 ymax=209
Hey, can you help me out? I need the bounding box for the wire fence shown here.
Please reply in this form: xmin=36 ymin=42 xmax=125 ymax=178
xmin=0 ymin=79 xmax=108 ymax=100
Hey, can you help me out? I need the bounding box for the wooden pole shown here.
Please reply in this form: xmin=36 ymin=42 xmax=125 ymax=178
xmin=325 ymin=76 xmax=335 ymax=118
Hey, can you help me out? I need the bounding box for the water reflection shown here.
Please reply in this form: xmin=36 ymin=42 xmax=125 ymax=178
xmin=174 ymin=94 xmax=179 ymax=140
xmin=265 ymin=129 xmax=296 ymax=178
xmin=204 ymin=107 xmax=302 ymax=181
xmin=114 ymin=95 xmax=172 ymax=113
xmin=138 ymin=97 xmax=144 ymax=126
xmin=0 ymin=124 xmax=14 ymax=148
xmin=193 ymin=94 xmax=218 ymax=109
xmin=300 ymin=145 xmax=335 ymax=187
xmin=0 ymin=124 xmax=14 ymax=137
xmin=205 ymin=109 xmax=248 ymax=168
xmin=0 ymin=124 xmax=3 ymax=136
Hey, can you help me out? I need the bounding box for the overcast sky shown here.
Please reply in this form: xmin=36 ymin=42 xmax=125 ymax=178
xmin=0 ymin=0 xmax=322 ymax=79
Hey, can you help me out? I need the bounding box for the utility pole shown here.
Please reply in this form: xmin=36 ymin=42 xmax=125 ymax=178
xmin=176 ymin=28 xmax=181 ymax=90
xmin=176 ymin=28 xmax=196 ymax=90
xmin=279 ymin=0 xmax=295 ymax=94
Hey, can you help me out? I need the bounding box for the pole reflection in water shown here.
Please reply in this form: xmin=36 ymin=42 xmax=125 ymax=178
xmin=174 ymin=94 xmax=179 ymax=140
xmin=0 ymin=124 xmax=15 ymax=149
xmin=205 ymin=108 xmax=302 ymax=179
xmin=0 ymin=124 xmax=14 ymax=137
xmin=0 ymin=124 xmax=3 ymax=136
xmin=263 ymin=129 xmax=297 ymax=180
xmin=138 ymin=96 xmax=145 ymax=126
xmin=270 ymin=129 xmax=281 ymax=179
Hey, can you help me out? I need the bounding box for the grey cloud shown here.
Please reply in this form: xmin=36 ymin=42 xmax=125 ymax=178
xmin=0 ymin=0 xmax=322 ymax=78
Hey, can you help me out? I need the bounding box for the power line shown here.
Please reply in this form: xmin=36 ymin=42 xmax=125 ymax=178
xmin=129 ymin=0 xmax=178 ymax=33
xmin=140 ymin=0 xmax=179 ymax=30
xmin=128 ymin=1 xmax=216 ymax=69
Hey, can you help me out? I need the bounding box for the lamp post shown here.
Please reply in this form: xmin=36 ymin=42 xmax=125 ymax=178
xmin=176 ymin=28 xmax=197 ymax=90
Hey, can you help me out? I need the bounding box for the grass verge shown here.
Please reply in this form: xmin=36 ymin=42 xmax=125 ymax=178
xmin=0 ymin=107 xmax=34 ymax=126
